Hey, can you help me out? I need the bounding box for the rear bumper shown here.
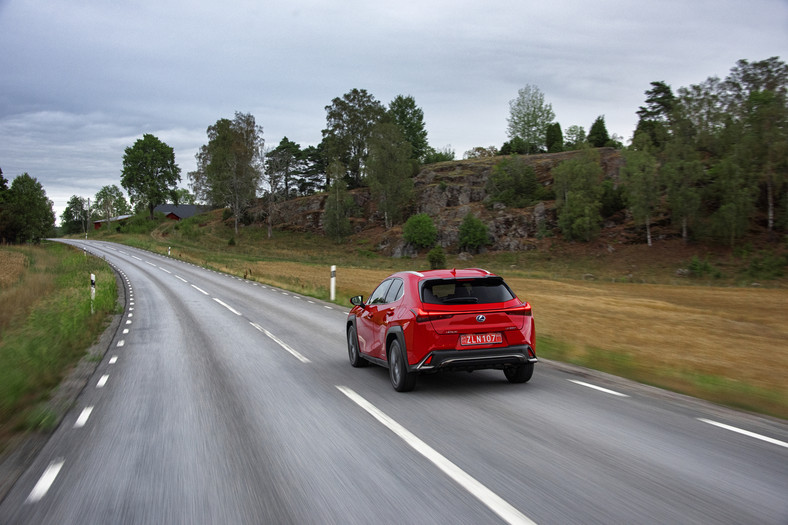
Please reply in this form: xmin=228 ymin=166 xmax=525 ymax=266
xmin=413 ymin=345 xmax=537 ymax=373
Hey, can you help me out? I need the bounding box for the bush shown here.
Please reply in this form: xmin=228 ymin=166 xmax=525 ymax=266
xmin=458 ymin=213 xmax=488 ymax=253
xmin=485 ymin=156 xmax=544 ymax=208
xmin=403 ymin=213 xmax=437 ymax=249
xmin=427 ymin=246 xmax=446 ymax=269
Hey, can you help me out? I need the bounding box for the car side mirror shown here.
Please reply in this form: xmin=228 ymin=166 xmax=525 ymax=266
xmin=350 ymin=295 xmax=365 ymax=307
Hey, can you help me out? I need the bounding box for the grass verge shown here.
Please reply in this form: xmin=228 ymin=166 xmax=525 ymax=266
xmin=0 ymin=243 xmax=118 ymax=453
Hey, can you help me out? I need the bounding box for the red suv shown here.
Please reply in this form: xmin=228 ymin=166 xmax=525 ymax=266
xmin=346 ymin=268 xmax=537 ymax=391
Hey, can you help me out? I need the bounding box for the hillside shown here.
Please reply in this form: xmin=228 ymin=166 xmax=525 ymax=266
xmin=246 ymin=148 xmax=785 ymax=286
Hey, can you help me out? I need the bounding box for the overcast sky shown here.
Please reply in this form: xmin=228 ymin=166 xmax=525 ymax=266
xmin=1 ymin=0 xmax=787 ymax=223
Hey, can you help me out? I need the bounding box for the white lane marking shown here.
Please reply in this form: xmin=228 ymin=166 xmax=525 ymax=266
xmin=324 ymin=306 xmax=333 ymax=310
xmin=131 ymin=255 xmax=141 ymax=260
xmin=568 ymin=379 xmax=628 ymax=397
xmin=308 ymin=300 xmax=315 ymax=304
xmin=293 ymin=296 xmax=301 ymax=300
xmin=127 ymin=313 xmax=133 ymax=318
xmin=175 ymin=275 xmax=188 ymax=283
xmin=250 ymin=323 xmax=311 ymax=363
xmin=123 ymin=329 xmax=129 ymax=334
xmin=26 ymin=459 xmax=65 ymax=503
xmin=158 ymin=267 xmax=171 ymax=274
xmin=337 ymin=386 xmax=536 ymax=525
xmin=213 ymin=298 xmax=242 ymax=316
xmin=109 ymin=356 xmax=118 ymax=364
xmin=74 ymin=407 xmax=93 ymax=428
xmin=119 ymin=251 xmax=128 ymax=255
xmin=116 ymin=340 xmax=125 ymax=347
xmin=96 ymin=375 xmax=109 ymax=388
xmin=125 ymin=320 xmax=132 ymax=325
xmin=191 ymin=285 xmax=209 ymax=295
xmin=145 ymin=261 xmax=157 ymax=267
xmin=698 ymin=419 xmax=788 ymax=449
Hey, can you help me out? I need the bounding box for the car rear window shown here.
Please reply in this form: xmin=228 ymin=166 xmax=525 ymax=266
xmin=420 ymin=277 xmax=515 ymax=305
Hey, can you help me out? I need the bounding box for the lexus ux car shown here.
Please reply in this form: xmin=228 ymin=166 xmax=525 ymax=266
xmin=346 ymin=268 xmax=537 ymax=391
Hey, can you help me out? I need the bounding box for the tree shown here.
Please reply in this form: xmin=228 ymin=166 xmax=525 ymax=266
xmin=463 ymin=146 xmax=498 ymax=159
xmin=172 ymin=188 xmax=196 ymax=205
xmin=552 ymin=148 xmax=604 ymax=241
xmin=546 ymin=123 xmax=563 ymax=153
xmin=322 ymin=174 xmax=354 ymax=243
xmin=621 ymin=135 xmax=660 ymax=246
xmin=266 ymin=137 xmax=304 ymax=199
xmin=635 ymin=81 xmax=676 ymax=151
xmin=662 ymin=117 xmax=703 ymax=243
xmin=587 ymin=116 xmax=610 ymax=147
xmin=94 ymin=185 xmax=130 ymax=225
xmin=300 ymin=143 xmax=327 ymax=194
xmin=707 ymin=156 xmax=758 ymax=246
xmin=389 ymin=95 xmax=429 ymax=161
xmin=486 ymin=156 xmax=544 ymax=208
xmin=0 ymin=173 xmax=55 ymax=243
xmin=189 ymin=112 xmax=265 ymax=235
xmin=121 ymin=134 xmax=181 ymax=220
xmin=322 ymin=88 xmax=387 ymax=188
xmin=506 ymin=84 xmax=555 ymax=154
xmin=563 ymin=125 xmax=587 ymax=150
xmin=500 ymin=136 xmax=527 ymax=155
xmin=366 ymin=122 xmax=413 ymax=229
xmin=61 ymin=195 xmax=88 ymax=235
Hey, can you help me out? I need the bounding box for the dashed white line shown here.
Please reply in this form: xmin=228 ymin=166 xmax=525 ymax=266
xmin=96 ymin=375 xmax=109 ymax=388
xmin=131 ymin=255 xmax=141 ymax=260
xmin=158 ymin=267 xmax=172 ymax=274
xmin=109 ymin=356 xmax=118 ymax=364
xmin=26 ymin=459 xmax=64 ymax=503
xmin=337 ymin=386 xmax=536 ymax=525
xmin=74 ymin=406 xmax=93 ymax=428
xmin=250 ymin=323 xmax=311 ymax=363
xmin=213 ymin=298 xmax=242 ymax=316
xmin=324 ymin=306 xmax=333 ymax=310
xmin=698 ymin=418 xmax=788 ymax=449
xmin=175 ymin=275 xmax=188 ymax=283
xmin=568 ymin=379 xmax=628 ymax=397
xmin=123 ymin=329 xmax=129 ymax=334
xmin=191 ymin=285 xmax=209 ymax=295
xmin=145 ymin=261 xmax=157 ymax=267
xmin=116 ymin=340 xmax=125 ymax=347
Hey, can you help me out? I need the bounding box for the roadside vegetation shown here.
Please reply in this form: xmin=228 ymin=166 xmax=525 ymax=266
xmin=0 ymin=243 xmax=118 ymax=453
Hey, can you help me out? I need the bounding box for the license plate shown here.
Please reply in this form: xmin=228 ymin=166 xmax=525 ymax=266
xmin=460 ymin=333 xmax=503 ymax=346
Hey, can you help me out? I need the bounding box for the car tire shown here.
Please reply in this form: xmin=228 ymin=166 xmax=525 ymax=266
xmin=388 ymin=339 xmax=416 ymax=392
xmin=347 ymin=325 xmax=368 ymax=368
xmin=504 ymin=362 xmax=534 ymax=383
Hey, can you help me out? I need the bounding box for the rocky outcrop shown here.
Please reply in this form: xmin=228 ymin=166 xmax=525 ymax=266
xmin=270 ymin=148 xmax=623 ymax=254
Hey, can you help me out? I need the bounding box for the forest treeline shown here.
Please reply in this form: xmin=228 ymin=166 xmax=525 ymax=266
xmin=4 ymin=56 xmax=785 ymax=249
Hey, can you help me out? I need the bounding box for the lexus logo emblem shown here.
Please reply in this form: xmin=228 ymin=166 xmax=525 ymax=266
xmin=476 ymin=315 xmax=486 ymax=323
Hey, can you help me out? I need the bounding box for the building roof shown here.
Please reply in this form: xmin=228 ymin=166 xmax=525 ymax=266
xmin=153 ymin=204 xmax=212 ymax=220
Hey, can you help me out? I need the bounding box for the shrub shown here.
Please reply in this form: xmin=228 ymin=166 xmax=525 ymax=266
xmin=427 ymin=246 xmax=446 ymax=269
xmin=485 ymin=156 xmax=544 ymax=208
xmin=403 ymin=213 xmax=437 ymax=249
xmin=458 ymin=213 xmax=488 ymax=253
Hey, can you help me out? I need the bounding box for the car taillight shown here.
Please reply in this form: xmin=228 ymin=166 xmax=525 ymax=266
xmin=508 ymin=303 xmax=532 ymax=316
xmin=411 ymin=308 xmax=454 ymax=323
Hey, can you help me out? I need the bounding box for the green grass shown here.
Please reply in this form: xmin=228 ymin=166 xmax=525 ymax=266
xmin=0 ymin=243 xmax=117 ymax=447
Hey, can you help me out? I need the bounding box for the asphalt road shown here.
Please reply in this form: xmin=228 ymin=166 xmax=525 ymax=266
xmin=1 ymin=239 xmax=786 ymax=524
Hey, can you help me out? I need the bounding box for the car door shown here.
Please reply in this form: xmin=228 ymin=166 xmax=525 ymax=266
xmin=356 ymin=279 xmax=392 ymax=358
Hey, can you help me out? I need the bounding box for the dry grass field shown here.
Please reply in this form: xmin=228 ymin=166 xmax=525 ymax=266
xmin=199 ymin=257 xmax=788 ymax=417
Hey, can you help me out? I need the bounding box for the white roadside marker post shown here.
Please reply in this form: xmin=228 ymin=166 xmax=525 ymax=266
xmin=330 ymin=265 xmax=336 ymax=302
xmin=90 ymin=273 xmax=96 ymax=314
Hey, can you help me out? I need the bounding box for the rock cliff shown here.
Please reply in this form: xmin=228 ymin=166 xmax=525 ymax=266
xmin=269 ymin=148 xmax=624 ymax=255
